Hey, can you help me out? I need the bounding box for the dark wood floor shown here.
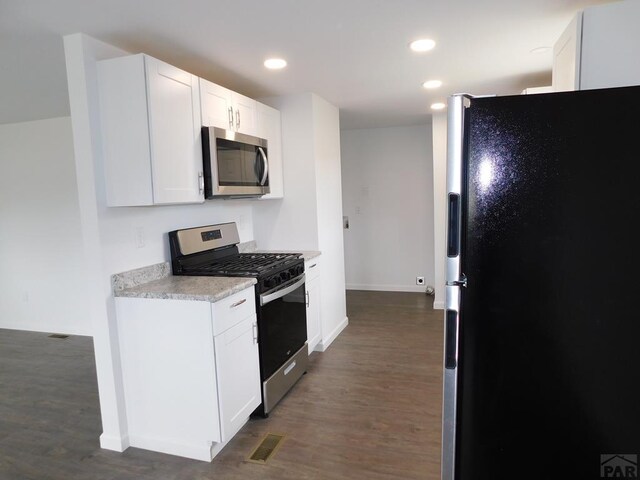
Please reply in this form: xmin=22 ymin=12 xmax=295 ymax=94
xmin=0 ymin=290 xmax=443 ymax=479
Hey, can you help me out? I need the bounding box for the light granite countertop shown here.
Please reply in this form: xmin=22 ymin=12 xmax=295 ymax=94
xmin=115 ymin=275 xmax=256 ymax=303
xmin=112 ymin=262 xmax=256 ymax=303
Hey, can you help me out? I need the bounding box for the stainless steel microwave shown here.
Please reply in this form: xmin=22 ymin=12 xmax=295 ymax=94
xmin=201 ymin=126 xmax=270 ymax=198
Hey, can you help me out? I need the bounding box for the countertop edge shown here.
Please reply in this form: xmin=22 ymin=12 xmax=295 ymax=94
xmin=113 ymin=271 xmax=257 ymax=303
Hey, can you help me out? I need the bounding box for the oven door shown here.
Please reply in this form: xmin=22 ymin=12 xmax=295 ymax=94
xmin=258 ymin=273 xmax=308 ymax=379
xmin=202 ymin=126 xmax=270 ymax=198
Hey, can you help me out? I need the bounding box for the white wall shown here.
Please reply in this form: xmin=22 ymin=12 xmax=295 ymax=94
xmin=252 ymin=92 xmax=347 ymax=350
xmin=64 ymin=33 xmax=255 ymax=452
xmin=252 ymin=94 xmax=319 ymax=250
xmin=432 ymin=113 xmax=447 ymax=309
xmin=311 ymin=94 xmax=348 ymax=350
xmin=341 ymin=124 xmax=434 ymax=293
xmin=0 ymin=117 xmax=91 ymax=335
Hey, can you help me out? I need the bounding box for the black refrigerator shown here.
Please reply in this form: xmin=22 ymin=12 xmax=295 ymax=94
xmin=443 ymin=86 xmax=640 ymax=480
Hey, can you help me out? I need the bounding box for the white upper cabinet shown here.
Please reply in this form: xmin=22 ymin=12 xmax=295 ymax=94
xmin=231 ymin=91 xmax=258 ymax=136
xmin=98 ymin=53 xmax=284 ymax=206
xmin=256 ymin=102 xmax=284 ymax=199
xmin=553 ymin=1 xmax=640 ymax=92
xmin=199 ymin=79 xmax=234 ymax=130
xmin=97 ymin=54 xmax=204 ymax=206
xmin=200 ymin=78 xmax=257 ymax=136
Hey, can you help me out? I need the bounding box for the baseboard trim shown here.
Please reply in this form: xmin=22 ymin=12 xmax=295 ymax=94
xmin=433 ymin=300 xmax=445 ymax=310
xmin=318 ymin=316 xmax=348 ymax=352
xmin=128 ymin=434 xmax=214 ymax=462
xmin=346 ymin=283 xmax=428 ymax=293
xmin=120 ymin=416 xmax=250 ymax=462
xmin=100 ymin=432 xmax=129 ymax=452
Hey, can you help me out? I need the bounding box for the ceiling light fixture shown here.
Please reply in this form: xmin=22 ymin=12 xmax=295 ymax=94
xmin=264 ymin=58 xmax=287 ymax=70
xmin=422 ymin=79 xmax=443 ymax=89
xmin=409 ymin=38 xmax=436 ymax=52
xmin=431 ymin=102 xmax=446 ymax=110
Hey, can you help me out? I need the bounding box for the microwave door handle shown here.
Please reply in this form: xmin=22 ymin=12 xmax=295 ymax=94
xmin=258 ymin=147 xmax=269 ymax=186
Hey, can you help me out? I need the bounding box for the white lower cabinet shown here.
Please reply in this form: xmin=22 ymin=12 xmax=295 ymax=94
xmin=115 ymin=286 xmax=260 ymax=462
xmin=214 ymin=315 xmax=261 ymax=441
xmin=305 ymin=258 xmax=322 ymax=353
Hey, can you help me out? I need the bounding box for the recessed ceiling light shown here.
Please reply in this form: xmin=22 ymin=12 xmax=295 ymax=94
xmin=431 ymin=102 xmax=446 ymax=110
xmin=409 ymin=38 xmax=436 ymax=52
xmin=264 ymin=58 xmax=287 ymax=70
xmin=423 ymin=80 xmax=443 ymax=89
xmin=529 ymin=46 xmax=551 ymax=54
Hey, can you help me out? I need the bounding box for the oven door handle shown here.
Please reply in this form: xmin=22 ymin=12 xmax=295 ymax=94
xmin=260 ymin=274 xmax=306 ymax=306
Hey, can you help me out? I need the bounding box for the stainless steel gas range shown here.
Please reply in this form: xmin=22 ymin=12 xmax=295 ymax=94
xmin=169 ymin=222 xmax=308 ymax=416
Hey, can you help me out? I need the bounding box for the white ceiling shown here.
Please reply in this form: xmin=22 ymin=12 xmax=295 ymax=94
xmin=1 ymin=0 xmax=613 ymax=129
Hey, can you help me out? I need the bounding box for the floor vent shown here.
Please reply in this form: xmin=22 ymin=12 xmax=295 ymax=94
xmin=48 ymin=334 xmax=69 ymax=339
xmin=248 ymin=433 xmax=286 ymax=464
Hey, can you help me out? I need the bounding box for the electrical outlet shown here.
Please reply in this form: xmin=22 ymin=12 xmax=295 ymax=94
xmin=416 ymin=276 xmax=425 ymax=285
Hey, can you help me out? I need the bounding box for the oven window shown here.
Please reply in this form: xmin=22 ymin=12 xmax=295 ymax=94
xmin=258 ymin=282 xmax=307 ymax=379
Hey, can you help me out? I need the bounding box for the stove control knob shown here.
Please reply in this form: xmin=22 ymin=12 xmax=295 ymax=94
xmin=280 ymin=271 xmax=291 ymax=282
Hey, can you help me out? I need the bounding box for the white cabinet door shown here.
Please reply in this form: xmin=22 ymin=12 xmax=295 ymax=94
xmin=305 ymin=258 xmax=321 ymax=353
xmin=214 ymin=315 xmax=261 ymax=441
xmin=200 ymin=78 xmax=234 ymax=130
xmin=116 ymin=298 xmax=221 ymax=454
xmin=256 ymin=102 xmax=284 ymax=199
xmin=231 ymin=92 xmax=257 ymax=136
xmin=146 ymin=57 xmax=203 ymax=204
xmin=306 ymin=277 xmax=321 ymax=353
xmin=200 ymin=79 xmax=257 ymax=136
xmin=97 ymin=54 xmax=203 ymax=206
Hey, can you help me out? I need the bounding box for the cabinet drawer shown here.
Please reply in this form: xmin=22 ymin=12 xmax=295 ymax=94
xmin=211 ymin=287 xmax=256 ymax=336
xmin=305 ymin=258 xmax=321 ymax=282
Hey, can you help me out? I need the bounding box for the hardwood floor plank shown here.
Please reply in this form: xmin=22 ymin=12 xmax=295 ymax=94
xmin=0 ymin=290 xmax=443 ymax=479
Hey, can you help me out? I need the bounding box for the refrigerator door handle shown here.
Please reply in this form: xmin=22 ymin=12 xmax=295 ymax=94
xmin=445 ymin=309 xmax=459 ymax=369
xmin=446 ymin=273 xmax=467 ymax=288
xmin=447 ymin=193 xmax=461 ymax=257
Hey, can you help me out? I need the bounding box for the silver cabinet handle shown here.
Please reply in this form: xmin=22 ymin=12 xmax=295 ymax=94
xmin=235 ymin=108 xmax=240 ymax=130
xmin=305 ymin=291 xmax=310 ymax=307
xmin=252 ymin=323 xmax=258 ymax=344
xmin=230 ymin=298 xmax=246 ymax=308
xmin=228 ymin=106 xmax=234 ymax=129
xmin=308 ymin=263 xmax=317 ymax=269
xmin=198 ymin=171 xmax=204 ymax=195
